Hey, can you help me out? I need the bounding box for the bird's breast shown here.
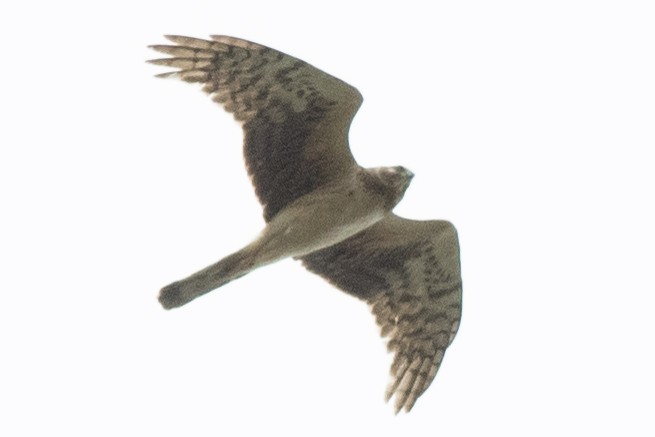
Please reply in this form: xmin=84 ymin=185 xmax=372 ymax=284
xmin=255 ymin=179 xmax=388 ymax=262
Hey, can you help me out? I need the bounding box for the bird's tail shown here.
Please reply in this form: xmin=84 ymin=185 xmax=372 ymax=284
xmin=158 ymin=247 xmax=255 ymax=309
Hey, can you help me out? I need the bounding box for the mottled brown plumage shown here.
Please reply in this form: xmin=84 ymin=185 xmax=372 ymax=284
xmin=149 ymin=35 xmax=462 ymax=413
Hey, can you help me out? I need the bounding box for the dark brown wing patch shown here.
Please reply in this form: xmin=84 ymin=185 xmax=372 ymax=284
xmin=243 ymin=100 xmax=342 ymax=221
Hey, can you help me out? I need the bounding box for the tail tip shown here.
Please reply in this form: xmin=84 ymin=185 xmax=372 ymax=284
xmin=158 ymin=282 xmax=187 ymax=309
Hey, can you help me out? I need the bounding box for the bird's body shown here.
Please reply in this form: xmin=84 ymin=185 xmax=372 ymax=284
xmin=149 ymin=35 xmax=462 ymax=413
xmin=160 ymin=167 xmax=409 ymax=308
xmin=256 ymin=168 xmax=405 ymax=260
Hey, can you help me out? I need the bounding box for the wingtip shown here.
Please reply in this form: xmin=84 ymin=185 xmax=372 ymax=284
xmin=385 ymin=385 xmax=406 ymax=414
xmin=163 ymin=34 xmax=183 ymax=42
xmin=384 ymin=386 xmax=394 ymax=403
xmin=146 ymin=58 xmax=179 ymax=78
xmin=392 ymin=398 xmax=404 ymax=415
xmin=152 ymin=71 xmax=180 ymax=79
xmin=392 ymin=398 xmax=412 ymax=414
xmin=147 ymin=58 xmax=174 ymax=66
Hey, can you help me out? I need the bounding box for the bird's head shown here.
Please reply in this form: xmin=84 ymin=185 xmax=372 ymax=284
xmin=364 ymin=166 xmax=414 ymax=210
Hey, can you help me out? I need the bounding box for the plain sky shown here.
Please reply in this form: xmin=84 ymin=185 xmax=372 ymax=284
xmin=1 ymin=1 xmax=654 ymax=435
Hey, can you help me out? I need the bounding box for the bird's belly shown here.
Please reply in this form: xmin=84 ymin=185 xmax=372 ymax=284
xmin=294 ymin=206 xmax=384 ymax=254
xmin=255 ymin=188 xmax=386 ymax=262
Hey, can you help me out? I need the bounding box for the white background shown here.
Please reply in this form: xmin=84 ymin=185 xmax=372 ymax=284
xmin=1 ymin=1 xmax=654 ymax=435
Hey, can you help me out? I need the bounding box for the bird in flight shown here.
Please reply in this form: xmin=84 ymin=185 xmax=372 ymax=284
xmin=149 ymin=35 xmax=462 ymax=413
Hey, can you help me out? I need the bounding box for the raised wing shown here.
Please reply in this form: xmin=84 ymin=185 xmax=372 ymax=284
xmin=300 ymin=215 xmax=462 ymax=413
xmin=149 ymin=35 xmax=363 ymax=221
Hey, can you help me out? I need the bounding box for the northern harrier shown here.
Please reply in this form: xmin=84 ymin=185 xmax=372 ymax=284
xmin=149 ymin=35 xmax=462 ymax=413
